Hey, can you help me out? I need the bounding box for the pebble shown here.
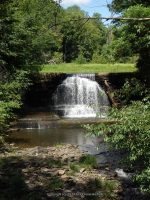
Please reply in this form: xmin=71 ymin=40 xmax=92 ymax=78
xmin=22 ymin=168 xmax=28 ymax=173
xmin=61 ymin=174 xmax=69 ymax=180
xmin=41 ymin=168 xmax=49 ymax=172
xmin=58 ymin=169 xmax=66 ymax=175
xmin=80 ymin=168 xmax=86 ymax=173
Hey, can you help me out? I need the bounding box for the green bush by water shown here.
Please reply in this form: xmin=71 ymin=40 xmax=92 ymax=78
xmin=84 ymin=96 xmax=150 ymax=193
xmin=115 ymin=78 xmax=149 ymax=104
xmin=0 ymin=71 xmax=31 ymax=146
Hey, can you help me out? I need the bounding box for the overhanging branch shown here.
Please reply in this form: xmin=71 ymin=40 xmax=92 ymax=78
xmin=50 ymin=16 xmax=150 ymax=28
xmin=97 ymin=17 xmax=150 ymax=21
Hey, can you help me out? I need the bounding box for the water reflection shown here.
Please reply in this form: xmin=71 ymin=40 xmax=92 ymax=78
xmin=7 ymin=123 xmax=123 ymax=169
xmin=7 ymin=127 xmax=96 ymax=148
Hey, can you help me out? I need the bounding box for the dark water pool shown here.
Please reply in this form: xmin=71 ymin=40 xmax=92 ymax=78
xmin=7 ymin=127 xmax=97 ymax=148
xmin=7 ymin=112 xmax=108 ymax=148
xmin=7 ymin=113 xmax=122 ymax=167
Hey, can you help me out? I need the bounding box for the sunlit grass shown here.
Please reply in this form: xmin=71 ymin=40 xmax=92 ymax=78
xmin=68 ymin=155 xmax=98 ymax=176
xmin=38 ymin=63 xmax=136 ymax=73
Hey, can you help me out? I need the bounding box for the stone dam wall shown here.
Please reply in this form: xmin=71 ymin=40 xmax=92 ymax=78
xmin=23 ymin=72 xmax=137 ymax=111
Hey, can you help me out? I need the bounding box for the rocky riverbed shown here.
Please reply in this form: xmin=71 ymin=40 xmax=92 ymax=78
xmin=0 ymin=144 xmax=149 ymax=200
xmin=0 ymin=144 xmax=122 ymax=200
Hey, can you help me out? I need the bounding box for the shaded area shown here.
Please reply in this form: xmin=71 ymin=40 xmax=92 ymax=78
xmin=23 ymin=73 xmax=66 ymax=110
xmin=0 ymin=145 xmax=119 ymax=200
xmin=1 ymin=145 xmax=149 ymax=200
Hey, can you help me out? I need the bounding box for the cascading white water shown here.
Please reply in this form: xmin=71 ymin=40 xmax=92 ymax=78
xmin=52 ymin=74 xmax=109 ymax=118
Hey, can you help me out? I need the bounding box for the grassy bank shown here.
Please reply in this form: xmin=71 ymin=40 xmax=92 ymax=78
xmin=30 ymin=63 xmax=136 ymax=73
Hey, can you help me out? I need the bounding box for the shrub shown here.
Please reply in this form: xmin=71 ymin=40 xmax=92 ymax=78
xmin=92 ymin=52 xmax=102 ymax=63
xmin=0 ymin=70 xmax=31 ymax=145
xmin=84 ymin=99 xmax=150 ymax=192
xmin=75 ymin=52 xmax=87 ymax=64
xmin=52 ymin=52 xmax=63 ymax=64
xmin=115 ymin=78 xmax=149 ymax=104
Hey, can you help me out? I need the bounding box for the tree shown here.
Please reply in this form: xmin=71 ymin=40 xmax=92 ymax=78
xmin=0 ymin=0 xmax=19 ymax=72
xmin=109 ymin=1 xmax=150 ymax=82
xmin=13 ymin=0 xmax=63 ymax=64
xmin=61 ymin=6 xmax=106 ymax=62
xmin=80 ymin=13 xmax=106 ymax=61
xmin=123 ymin=6 xmax=150 ymax=78
xmin=109 ymin=0 xmax=150 ymax=13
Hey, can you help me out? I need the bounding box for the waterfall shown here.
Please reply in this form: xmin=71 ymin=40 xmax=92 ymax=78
xmin=52 ymin=74 xmax=109 ymax=118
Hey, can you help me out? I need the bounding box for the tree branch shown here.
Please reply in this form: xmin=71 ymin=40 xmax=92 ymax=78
xmin=50 ymin=16 xmax=150 ymax=28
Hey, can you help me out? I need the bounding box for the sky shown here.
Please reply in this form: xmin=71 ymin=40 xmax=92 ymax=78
xmin=60 ymin=0 xmax=113 ymax=17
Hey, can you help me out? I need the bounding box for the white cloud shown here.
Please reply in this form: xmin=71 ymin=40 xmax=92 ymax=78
xmin=61 ymin=0 xmax=91 ymax=6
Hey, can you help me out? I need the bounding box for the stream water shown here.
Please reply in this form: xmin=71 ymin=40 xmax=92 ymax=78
xmin=7 ymin=112 xmax=123 ymax=168
xmin=6 ymin=73 xmax=144 ymax=198
xmin=8 ymin=124 xmax=92 ymax=148
xmin=7 ymin=73 xmax=122 ymax=167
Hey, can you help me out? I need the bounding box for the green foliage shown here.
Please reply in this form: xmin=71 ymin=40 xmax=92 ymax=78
xmin=123 ymin=5 xmax=150 ymax=78
xmin=112 ymin=39 xmax=131 ymax=62
xmin=0 ymin=70 xmax=31 ymax=144
xmin=94 ymin=24 xmax=134 ymax=64
xmin=47 ymin=158 xmax=62 ymax=168
xmin=2 ymin=0 xmax=145 ymax=67
xmin=136 ymin=167 xmax=150 ymax=192
xmin=68 ymin=154 xmax=98 ymax=175
xmin=51 ymin=52 xmax=63 ymax=64
xmin=115 ymin=78 xmax=149 ymax=104
xmin=91 ymin=52 xmax=102 ymax=63
xmin=0 ymin=71 xmax=30 ymax=103
xmin=79 ymin=154 xmax=98 ymax=169
xmin=13 ymin=0 xmax=63 ymax=65
xmin=69 ymin=163 xmax=80 ymax=173
xmin=61 ymin=7 xmax=106 ymax=62
xmin=109 ymin=0 xmax=150 ymax=13
xmin=49 ymin=175 xmax=64 ymax=190
xmin=0 ymin=1 xmax=107 ymax=65
xmin=108 ymin=1 xmax=150 ymax=80
xmin=1 ymin=0 xmax=149 ymax=69
xmin=0 ymin=0 xmax=63 ymax=70
xmin=0 ymin=0 xmax=19 ymax=70
xmin=75 ymin=52 xmax=87 ymax=64
xmin=84 ymin=99 xmax=150 ymax=192
xmin=123 ymin=6 xmax=150 ymax=52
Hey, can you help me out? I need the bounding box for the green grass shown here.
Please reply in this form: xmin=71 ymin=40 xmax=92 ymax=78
xmin=79 ymin=154 xmax=98 ymax=169
xmin=37 ymin=63 xmax=136 ymax=73
xmin=68 ymin=155 xmax=98 ymax=175
xmin=48 ymin=175 xmax=64 ymax=190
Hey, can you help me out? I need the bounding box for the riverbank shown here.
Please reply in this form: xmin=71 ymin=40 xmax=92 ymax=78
xmin=1 ymin=143 xmax=150 ymax=200
xmin=0 ymin=144 xmax=121 ymax=200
